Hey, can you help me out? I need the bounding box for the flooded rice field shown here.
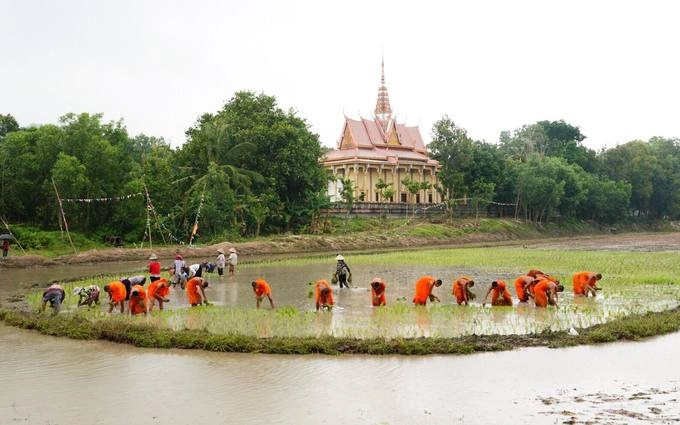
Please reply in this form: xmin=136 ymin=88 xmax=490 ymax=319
xmin=13 ymin=262 xmax=680 ymax=338
xmin=2 ymin=323 xmax=680 ymax=424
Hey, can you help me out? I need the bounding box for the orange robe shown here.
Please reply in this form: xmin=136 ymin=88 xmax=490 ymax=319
xmin=572 ymin=271 xmax=598 ymax=296
xmin=147 ymin=278 xmax=170 ymax=300
xmin=533 ymin=279 xmax=552 ymax=308
xmin=371 ymin=281 xmax=387 ymax=306
xmin=128 ymin=285 xmax=147 ymax=315
xmin=253 ymin=279 xmax=272 ymax=297
xmin=452 ymin=278 xmax=471 ymax=305
xmin=413 ymin=276 xmax=436 ymax=305
xmin=527 ymin=269 xmax=545 ymax=279
xmin=491 ymin=280 xmax=513 ymax=306
xmin=106 ymin=281 xmax=127 ymax=303
xmin=186 ymin=277 xmax=204 ymax=305
xmin=315 ymin=280 xmax=334 ymax=307
xmin=514 ymin=276 xmax=534 ymax=302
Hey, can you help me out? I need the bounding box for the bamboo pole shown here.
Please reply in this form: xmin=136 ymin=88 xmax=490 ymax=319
xmin=51 ymin=178 xmax=77 ymax=254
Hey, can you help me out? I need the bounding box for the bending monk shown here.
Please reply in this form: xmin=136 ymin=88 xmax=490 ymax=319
xmin=514 ymin=275 xmax=538 ymax=303
xmin=572 ymin=272 xmax=603 ymax=297
xmin=41 ymin=284 xmax=66 ymax=315
xmin=413 ymin=276 xmax=443 ymax=306
xmin=452 ymin=277 xmax=475 ymax=305
xmin=252 ymin=279 xmax=275 ymax=309
xmin=482 ymin=280 xmax=513 ymax=306
xmin=370 ymin=277 xmax=387 ymax=307
xmin=315 ymin=279 xmax=334 ymax=311
xmin=186 ymin=277 xmax=209 ymax=307
xmin=104 ymin=281 xmax=127 ymax=313
xmin=533 ymin=279 xmax=565 ymax=308
xmin=128 ymin=285 xmax=148 ymax=315
xmin=147 ymin=278 xmax=171 ymax=312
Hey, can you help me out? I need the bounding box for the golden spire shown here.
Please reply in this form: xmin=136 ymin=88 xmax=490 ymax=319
xmin=374 ymin=57 xmax=392 ymax=128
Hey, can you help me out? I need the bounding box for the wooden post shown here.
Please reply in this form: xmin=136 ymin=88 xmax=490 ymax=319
xmin=51 ymin=178 xmax=77 ymax=254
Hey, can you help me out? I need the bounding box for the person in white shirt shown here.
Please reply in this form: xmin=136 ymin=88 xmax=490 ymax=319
xmin=216 ymin=249 xmax=226 ymax=278
xmin=227 ymin=248 xmax=238 ymax=276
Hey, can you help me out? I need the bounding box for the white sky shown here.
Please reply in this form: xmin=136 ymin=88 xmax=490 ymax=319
xmin=2 ymin=0 xmax=679 ymax=151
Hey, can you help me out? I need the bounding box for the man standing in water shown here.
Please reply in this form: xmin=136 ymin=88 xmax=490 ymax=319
xmin=216 ymin=249 xmax=226 ymax=279
xmin=41 ymin=284 xmax=65 ymax=315
xmin=2 ymin=238 xmax=8 ymax=258
xmin=452 ymin=277 xmax=475 ymax=305
xmin=335 ymin=255 xmax=351 ymax=288
xmin=251 ymin=279 xmax=275 ymax=309
xmin=227 ymin=248 xmax=238 ymax=276
xmin=413 ymin=276 xmax=443 ymax=306
xmin=572 ymin=271 xmax=603 ymax=297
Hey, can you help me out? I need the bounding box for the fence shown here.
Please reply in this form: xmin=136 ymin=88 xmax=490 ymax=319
xmin=323 ymin=202 xmax=517 ymax=218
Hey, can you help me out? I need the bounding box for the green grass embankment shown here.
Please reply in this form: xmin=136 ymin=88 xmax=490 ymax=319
xmin=2 ymin=307 xmax=680 ymax=355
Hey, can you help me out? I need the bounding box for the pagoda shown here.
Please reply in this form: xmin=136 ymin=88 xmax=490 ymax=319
xmin=322 ymin=60 xmax=440 ymax=204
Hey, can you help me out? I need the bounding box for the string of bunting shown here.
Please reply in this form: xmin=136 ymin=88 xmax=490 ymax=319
xmin=63 ymin=192 xmax=144 ymax=203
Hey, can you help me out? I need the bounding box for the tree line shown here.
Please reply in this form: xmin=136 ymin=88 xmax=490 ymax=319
xmin=1 ymin=95 xmax=678 ymax=244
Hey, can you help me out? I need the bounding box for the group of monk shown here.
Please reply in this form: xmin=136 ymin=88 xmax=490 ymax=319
xmin=413 ymin=270 xmax=603 ymax=308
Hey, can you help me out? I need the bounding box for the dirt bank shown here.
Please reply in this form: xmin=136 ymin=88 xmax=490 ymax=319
xmin=2 ymin=226 xmax=679 ymax=270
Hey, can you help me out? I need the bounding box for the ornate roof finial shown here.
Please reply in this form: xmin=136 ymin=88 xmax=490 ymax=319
xmin=374 ymin=56 xmax=392 ymax=129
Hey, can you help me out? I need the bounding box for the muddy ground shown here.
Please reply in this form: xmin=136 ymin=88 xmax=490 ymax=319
xmin=2 ymin=229 xmax=679 ymax=270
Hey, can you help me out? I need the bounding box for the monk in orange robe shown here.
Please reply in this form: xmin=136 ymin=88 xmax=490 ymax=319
xmin=452 ymin=277 xmax=475 ymax=305
xmin=533 ymin=279 xmax=565 ymax=308
xmin=412 ymin=276 xmax=443 ymax=306
xmin=103 ymin=281 xmax=127 ymax=313
xmin=572 ymin=272 xmax=603 ymax=297
xmin=315 ymin=279 xmax=334 ymax=311
xmin=514 ymin=275 xmax=538 ymax=302
xmin=252 ymin=278 xmax=275 ymax=309
xmin=147 ymin=278 xmax=171 ymax=312
xmin=482 ymin=280 xmax=513 ymax=306
xmin=370 ymin=277 xmax=387 ymax=307
xmin=186 ymin=277 xmax=209 ymax=307
xmin=128 ymin=285 xmax=148 ymax=315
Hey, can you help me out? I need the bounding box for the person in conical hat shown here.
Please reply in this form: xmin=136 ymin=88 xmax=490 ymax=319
xmin=148 ymin=254 xmax=161 ymax=282
xmin=334 ymin=255 xmax=351 ymax=288
xmin=227 ymin=248 xmax=238 ymax=276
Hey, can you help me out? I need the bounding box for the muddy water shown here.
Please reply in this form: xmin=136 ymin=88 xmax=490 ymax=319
xmin=2 ymin=323 xmax=679 ymax=424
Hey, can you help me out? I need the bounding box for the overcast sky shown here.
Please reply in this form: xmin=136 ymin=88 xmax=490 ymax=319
xmin=2 ymin=0 xmax=679 ymax=151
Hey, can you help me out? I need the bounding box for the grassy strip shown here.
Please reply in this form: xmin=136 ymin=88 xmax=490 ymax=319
xmin=3 ymin=306 xmax=680 ymax=355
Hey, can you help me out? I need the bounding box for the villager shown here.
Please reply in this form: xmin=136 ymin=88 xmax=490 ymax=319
xmin=120 ymin=276 xmax=146 ymax=300
xmin=173 ymin=254 xmax=186 ymax=286
xmin=315 ymin=279 xmax=334 ymax=311
xmin=148 ymin=254 xmax=161 ymax=282
xmin=533 ymin=279 xmax=565 ymax=308
xmin=412 ymin=276 xmax=443 ymax=306
xmin=104 ymin=281 xmax=127 ymax=313
xmin=41 ymin=284 xmax=65 ymax=315
xmin=252 ymin=279 xmax=275 ymax=309
xmin=370 ymin=277 xmax=387 ymax=306
xmin=2 ymin=239 xmax=8 ymax=258
xmin=452 ymin=277 xmax=475 ymax=305
xmin=334 ymin=254 xmax=352 ymax=288
xmin=572 ymin=272 xmax=603 ymax=297
xmin=227 ymin=248 xmax=238 ymax=276
xmin=482 ymin=280 xmax=513 ymax=306
xmin=147 ymin=278 xmax=171 ymax=311
xmin=73 ymin=285 xmax=100 ymax=307
xmin=128 ymin=285 xmax=148 ymax=315
xmin=186 ymin=277 xmax=209 ymax=306
xmin=216 ymin=249 xmax=226 ymax=278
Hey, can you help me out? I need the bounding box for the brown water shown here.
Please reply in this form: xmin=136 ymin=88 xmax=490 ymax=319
xmin=1 ymin=323 xmax=679 ymax=424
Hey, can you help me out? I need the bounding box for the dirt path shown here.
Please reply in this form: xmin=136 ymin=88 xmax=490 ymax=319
xmin=1 ymin=230 xmax=678 ymax=270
